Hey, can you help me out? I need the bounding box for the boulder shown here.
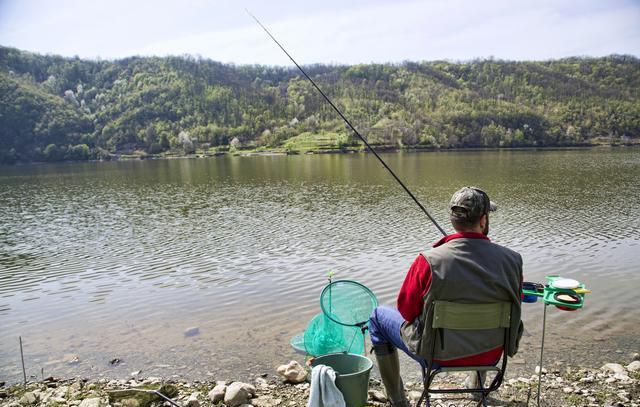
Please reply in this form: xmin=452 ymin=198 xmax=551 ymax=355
xmin=601 ymin=363 xmax=625 ymax=374
xmin=626 ymin=360 xmax=640 ymax=372
xmin=276 ymin=361 xmax=307 ymax=383
xmin=208 ymin=383 xmax=226 ymax=403
xmin=224 ymin=382 xmax=255 ymax=406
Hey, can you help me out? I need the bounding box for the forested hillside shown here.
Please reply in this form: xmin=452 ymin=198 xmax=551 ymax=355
xmin=1 ymin=46 xmax=639 ymax=163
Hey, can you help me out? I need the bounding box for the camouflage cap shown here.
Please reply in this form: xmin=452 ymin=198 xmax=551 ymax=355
xmin=449 ymin=186 xmax=497 ymax=223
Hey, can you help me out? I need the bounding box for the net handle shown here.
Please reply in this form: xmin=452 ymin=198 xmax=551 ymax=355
xmin=319 ymin=280 xmax=378 ymax=327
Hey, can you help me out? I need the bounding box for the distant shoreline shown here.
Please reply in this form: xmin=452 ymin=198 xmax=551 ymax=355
xmin=4 ymin=142 xmax=639 ymax=167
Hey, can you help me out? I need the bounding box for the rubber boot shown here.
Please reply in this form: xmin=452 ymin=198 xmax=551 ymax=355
xmin=464 ymin=371 xmax=487 ymax=389
xmin=372 ymin=344 xmax=410 ymax=407
xmin=464 ymin=371 xmax=487 ymax=402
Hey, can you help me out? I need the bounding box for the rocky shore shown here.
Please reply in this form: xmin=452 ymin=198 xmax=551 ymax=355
xmin=1 ymin=356 xmax=638 ymax=407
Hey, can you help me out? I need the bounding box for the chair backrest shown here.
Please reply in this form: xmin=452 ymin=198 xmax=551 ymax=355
xmin=432 ymin=301 xmax=511 ymax=330
xmin=419 ymin=301 xmax=514 ymax=406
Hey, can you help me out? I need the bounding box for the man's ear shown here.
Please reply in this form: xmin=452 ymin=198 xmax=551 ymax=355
xmin=479 ymin=213 xmax=487 ymax=228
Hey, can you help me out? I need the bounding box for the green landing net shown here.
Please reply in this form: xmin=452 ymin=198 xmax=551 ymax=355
xmin=320 ymin=280 xmax=378 ymax=328
xmin=291 ymin=280 xmax=378 ymax=357
xmin=303 ymin=313 xmax=364 ymax=356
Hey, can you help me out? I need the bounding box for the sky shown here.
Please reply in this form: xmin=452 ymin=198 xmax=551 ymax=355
xmin=1 ymin=0 xmax=639 ymax=65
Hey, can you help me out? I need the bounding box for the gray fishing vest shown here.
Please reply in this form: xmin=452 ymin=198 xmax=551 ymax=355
xmin=400 ymin=238 xmax=524 ymax=360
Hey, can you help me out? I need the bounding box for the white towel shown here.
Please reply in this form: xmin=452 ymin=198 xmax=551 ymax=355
xmin=307 ymin=364 xmax=346 ymax=407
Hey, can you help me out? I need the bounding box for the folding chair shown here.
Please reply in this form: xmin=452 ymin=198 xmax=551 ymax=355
xmin=417 ymin=301 xmax=512 ymax=407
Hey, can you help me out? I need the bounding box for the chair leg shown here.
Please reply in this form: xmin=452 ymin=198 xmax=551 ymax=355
xmin=475 ymin=371 xmax=488 ymax=407
xmin=417 ymin=366 xmax=433 ymax=407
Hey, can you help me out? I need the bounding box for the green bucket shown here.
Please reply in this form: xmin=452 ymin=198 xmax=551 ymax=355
xmin=311 ymin=353 xmax=373 ymax=407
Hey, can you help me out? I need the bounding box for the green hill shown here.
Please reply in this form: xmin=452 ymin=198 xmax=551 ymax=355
xmin=1 ymin=46 xmax=639 ymax=163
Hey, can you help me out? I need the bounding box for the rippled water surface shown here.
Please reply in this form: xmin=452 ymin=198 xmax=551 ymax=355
xmin=1 ymin=148 xmax=639 ymax=382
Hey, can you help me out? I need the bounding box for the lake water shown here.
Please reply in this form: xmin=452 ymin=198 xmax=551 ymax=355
xmin=1 ymin=148 xmax=639 ymax=383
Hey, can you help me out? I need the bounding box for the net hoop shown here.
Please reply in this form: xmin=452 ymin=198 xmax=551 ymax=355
xmin=320 ymin=280 xmax=378 ymax=327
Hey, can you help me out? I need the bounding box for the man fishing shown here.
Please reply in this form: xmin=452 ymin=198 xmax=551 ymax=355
xmin=249 ymin=18 xmax=523 ymax=405
xmin=368 ymin=186 xmax=524 ymax=406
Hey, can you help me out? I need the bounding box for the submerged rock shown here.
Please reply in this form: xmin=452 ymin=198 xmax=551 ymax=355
xmin=184 ymin=327 xmax=200 ymax=337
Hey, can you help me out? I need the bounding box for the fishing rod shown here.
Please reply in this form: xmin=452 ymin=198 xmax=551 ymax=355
xmin=247 ymin=10 xmax=448 ymax=237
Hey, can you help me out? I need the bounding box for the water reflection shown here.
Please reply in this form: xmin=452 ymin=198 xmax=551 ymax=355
xmin=0 ymin=148 xmax=639 ymax=381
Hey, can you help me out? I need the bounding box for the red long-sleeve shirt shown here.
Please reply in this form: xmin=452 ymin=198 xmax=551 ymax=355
xmin=397 ymin=232 xmax=503 ymax=366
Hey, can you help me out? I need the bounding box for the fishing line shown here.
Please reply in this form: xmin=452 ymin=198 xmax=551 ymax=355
xmin=247 ymin=10 xmax=448 ymax=237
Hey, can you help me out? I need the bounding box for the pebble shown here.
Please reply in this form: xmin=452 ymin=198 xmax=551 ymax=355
xmin=407 ymin=390 xmax=422 ymax=402
xmin=368 ymin=389 xmax=387 ymax=403
xmin=78 ymin=397 xmax=103 ymax=407
xmin=186 ymin=392 xmax=200 ymax=407
xmin=183 ymin=327 xmax=200 ymax=337
xmin=535 ymin=366 xmax=547 ymax=374
xmin=254 ymin=377 xmax=269 ymax=389
xmin=251 ymin=396 xmax=281 ymax=407
xmin=563 ymin=387 xmax=573 ymax=393
xmin=19 ymin=392 xmax=38 ymax=405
